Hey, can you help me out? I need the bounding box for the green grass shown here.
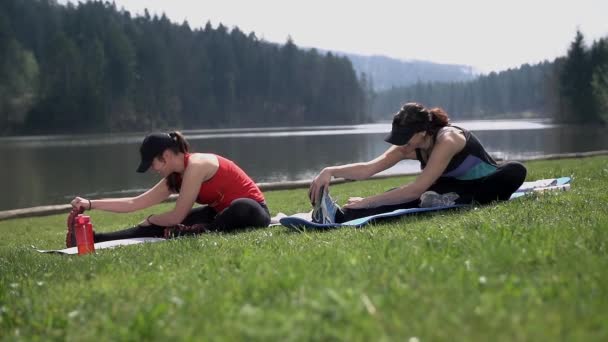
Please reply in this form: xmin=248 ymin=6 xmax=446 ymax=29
xmin=1 ymin=156 xmax=608 ymax=341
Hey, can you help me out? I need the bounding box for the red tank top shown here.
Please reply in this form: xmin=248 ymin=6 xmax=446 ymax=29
xmin=179 ymin=153 xmax=265 ymax=212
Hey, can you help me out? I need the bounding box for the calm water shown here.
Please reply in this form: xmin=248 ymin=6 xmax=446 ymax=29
xmin=1 ymin=120 xmax=606 ymax=211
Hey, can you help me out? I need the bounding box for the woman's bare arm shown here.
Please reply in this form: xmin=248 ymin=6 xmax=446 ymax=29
xmin=72 ymin=179 xmax=172 ymax=213
xmin=345 ymin=131 xmax=465 ymax=208
xmin=145 ymin=156 xmax=215 ymax=227
xmin=309 ymin=145 xmax=415 ymax=204
xmin=330 ymin=145 xmax=415 ymax=180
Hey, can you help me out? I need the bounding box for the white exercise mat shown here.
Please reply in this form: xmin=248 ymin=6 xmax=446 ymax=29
xmin=36 ymin=237 xmax=166 ymax=255
xmin=270 ymin=211 xmax=312 ymax=226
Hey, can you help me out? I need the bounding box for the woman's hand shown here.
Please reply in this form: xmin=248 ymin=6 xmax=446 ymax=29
xmin=343 ymin=197 xmax=371 ymax=210
xmin=309 ymin=168 xmax=332 ymax=205
xmin=70 ymin=197 xmax=91 ymax=211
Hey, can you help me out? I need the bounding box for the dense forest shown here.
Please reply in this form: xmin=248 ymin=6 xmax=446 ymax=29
xmin=373 ymin=31 xmax=608 ymax=124
xmin=1 ymin=1 xmax=607 ymax=136
xmin=0 ymin=0 xmax=367 ymax=135
xmin=372 ymin=61 xmax=554 ymax=120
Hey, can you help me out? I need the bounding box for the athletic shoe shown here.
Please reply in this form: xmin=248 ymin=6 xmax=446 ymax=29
xmin=65 ymin=207 xmax=84 ymax=248
xmin=319 ymin=188 xmax=340 ymax=224
xmin=311 ymin=186 xmax=325 ymax=223
xmin=419 ymin=191 xmax=459 ymax=208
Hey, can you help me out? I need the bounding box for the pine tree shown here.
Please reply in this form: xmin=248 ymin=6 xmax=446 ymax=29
xmin=558 ymin=30 xmax=594 ymax=123
xmin=590 ymin=38 xmax=608 ymax=123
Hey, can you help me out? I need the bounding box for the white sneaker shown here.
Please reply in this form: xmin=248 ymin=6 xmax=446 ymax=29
xmin=419 ymin=191 xmax=459 ymax=208
xmin=320 ymin=188 xmax=340 ymax=224
xmin=311 ymin=186 xmax=325 ymax=223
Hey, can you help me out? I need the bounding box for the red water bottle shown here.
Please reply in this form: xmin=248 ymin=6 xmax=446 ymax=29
xmin=75 ymin=215 xmax=95 ymax=255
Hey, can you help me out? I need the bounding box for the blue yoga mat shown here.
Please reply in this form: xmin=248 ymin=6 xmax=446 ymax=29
xmin=279 ymin=177 xmax=571 ymax=230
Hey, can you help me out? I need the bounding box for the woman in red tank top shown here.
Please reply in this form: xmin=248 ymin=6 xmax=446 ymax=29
xmin=66 ymin=131 xmax=270 ymax=246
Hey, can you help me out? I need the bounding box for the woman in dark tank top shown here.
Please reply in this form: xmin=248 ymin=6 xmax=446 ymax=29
xmin=415 ymin=125 xmax=498 ymax=180
xmin=309 ymin=102 xmax=527 ymax=224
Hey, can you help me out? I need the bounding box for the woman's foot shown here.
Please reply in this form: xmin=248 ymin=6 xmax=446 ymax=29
xmin=311 ymin=186 xmax=325 ymax=223
xmin=419 ymin=191 xmax=459 ymax=208
xmin=314 ymin=188 xmax=340 ymax=224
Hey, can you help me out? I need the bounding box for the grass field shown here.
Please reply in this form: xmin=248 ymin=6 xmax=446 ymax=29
xmin=1 ymin=156 xmax=607 ymax=341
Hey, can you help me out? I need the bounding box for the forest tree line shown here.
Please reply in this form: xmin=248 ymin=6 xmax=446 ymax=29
xmin=373 ymin=31 xmax=608 ymax=124
xmin=0 ymin=0 xmax=367 ymax=135
xmin=1 ymin=0 xmax=606 ymax=136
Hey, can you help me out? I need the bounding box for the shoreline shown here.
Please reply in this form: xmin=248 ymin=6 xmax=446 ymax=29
xmin=1 ymin=150 xmax=606 ymax=221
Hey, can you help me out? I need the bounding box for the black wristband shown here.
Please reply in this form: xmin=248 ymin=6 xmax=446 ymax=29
xmin=88 ymin=199 xmax=92 ymax=210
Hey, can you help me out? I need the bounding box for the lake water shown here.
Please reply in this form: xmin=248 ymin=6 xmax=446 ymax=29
xmin=1 ymin=120 xmax=606 ymax=211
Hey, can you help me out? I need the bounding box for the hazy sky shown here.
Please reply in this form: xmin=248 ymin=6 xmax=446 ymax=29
xmin=60 ymin=0 xmax=607 ymax=73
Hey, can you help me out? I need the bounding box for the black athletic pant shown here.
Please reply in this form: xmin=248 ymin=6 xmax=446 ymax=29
xmin=94 ymin=198 xmax=271 ymax=242
xmin=336 ymin=161 xmax=527 ymax=223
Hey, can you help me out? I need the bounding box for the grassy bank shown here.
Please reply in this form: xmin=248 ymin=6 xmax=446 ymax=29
xmin=1 ymin=156 xmax=607 ymax=341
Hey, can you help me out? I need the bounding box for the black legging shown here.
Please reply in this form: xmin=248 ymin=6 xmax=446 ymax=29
xmin=94 ymin=198 xmax=271 ymax=242
xmin=336 ymin=161 xmax=527 ymax=223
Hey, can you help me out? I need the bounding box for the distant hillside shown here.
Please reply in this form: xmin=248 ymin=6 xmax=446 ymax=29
xmin=340 ymin=53 xmax=477 ymax=90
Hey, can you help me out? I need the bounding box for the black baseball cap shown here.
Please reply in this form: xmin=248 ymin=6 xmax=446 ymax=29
xmin=384 ymin=123 xmax=420 ymax=146
xmin=136 ymin=133 xmax=176 ymax=173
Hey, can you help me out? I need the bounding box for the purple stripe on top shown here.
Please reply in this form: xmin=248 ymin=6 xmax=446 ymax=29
xmin=442 ymin=155 xmax=484 ymax=178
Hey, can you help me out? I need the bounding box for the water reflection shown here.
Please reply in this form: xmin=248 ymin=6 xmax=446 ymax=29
xmin=0 ymin=121 xmax=606 ymax=211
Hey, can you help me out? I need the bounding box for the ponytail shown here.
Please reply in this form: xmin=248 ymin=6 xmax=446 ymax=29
xmin=427 ymin=107 xmax=450 ymax=136
xmin=168 ymin=131 xmax=189 ymax=153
